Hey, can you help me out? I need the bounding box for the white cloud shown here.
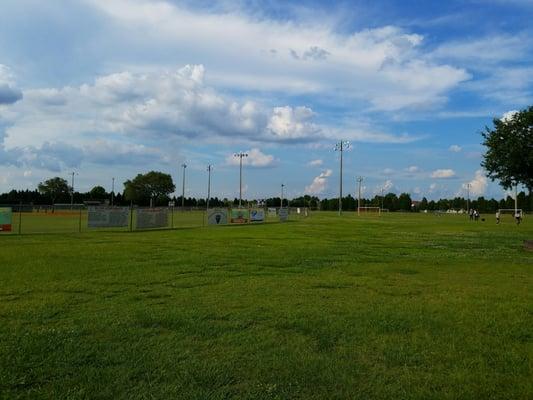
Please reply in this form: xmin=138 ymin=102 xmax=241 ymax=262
xmin=406 ymin=165 xmax=419 ymax=173
xmin=83 ymin=0 xmax=469 ymax=111
xmin=0 ymin=65 xmax=22 ymax=105
xmin=383 ymin=168 xmax=395 ymax=175
xmin=305 ymin=169 xmax=332 ymax=195
xmin=462 ymin=169 xmax=487 ymax=196
xmin=501 ymin=110 xmax=519 ymax=122
xmin=431 ymin=169 xmax=456 ymax=179
xmin=449 ymin=145 xmax=462 ymax=152
xmin=225 ymin=148 xmax=276 ymax=168
xmin=308 ymin=159 xmax=323 ymax=167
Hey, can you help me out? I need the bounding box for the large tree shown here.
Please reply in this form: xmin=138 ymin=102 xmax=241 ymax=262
xmin=37 ymin=177 xmax=70 ymax=204
xmin=123 ymin=171 xmax=175 ymax=205
xmin=89 ymin=186 xmax=107 ymax=200
xmin=481 ymin=106 xmax=533 ymax=197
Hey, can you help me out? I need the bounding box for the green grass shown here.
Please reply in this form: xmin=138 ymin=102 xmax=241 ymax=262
xmin=0 ymin=212 xmax=532 ymax=399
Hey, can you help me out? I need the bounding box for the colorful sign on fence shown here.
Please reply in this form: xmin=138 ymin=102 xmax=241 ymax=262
xmin=207 ymin=209 xmax=228 ymax=225
xmin=136 ymin=208 xmax=169 ymax=229
xmin=88 ymin=207 xmax=129 ymax=228
xmin=279 ymin=207 xmax=289 ymax=222
xmin=0 ymin=207 xmax=12 ymax=232
xmin=230 ymin=209 xmax=249 ymax=224
xmin=250 ymin=209 xmax=265 ymax=222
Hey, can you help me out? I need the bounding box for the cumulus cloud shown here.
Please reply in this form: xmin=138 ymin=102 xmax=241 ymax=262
xmin=431 ymin=169 xmax=456 ymax=179
xmin=462 ymin=169 xmax=487 ymax=196
xmin=406 ymin=165 xmax=419 ymax=173
xmin=0 ymin=65 xmax=23 ymax=105
xmin=501 ymin=110 xmax=519 ymax=122
xmin=305 ymin=169 xmax=332 ymax=195
xmin=308 ymin=159 xmax=323 ymax=167
xmin=226 ymin=148 xmax=276 ymax=168
xmin=449 ymin=145 xmax=462 ymax=152
xmin=84 ymin=0 xmax=469 ymax=111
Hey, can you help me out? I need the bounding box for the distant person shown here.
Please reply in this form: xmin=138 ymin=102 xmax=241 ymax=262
xmin=469 ymin=209 xmax=474 ymax=221
xmin=496 ymin=210 xmax=500 ymax=224
xmin=474 ymin=210 xmax=480 ymax=221
xmin=515 ymin=210 xmax=522 ymax=225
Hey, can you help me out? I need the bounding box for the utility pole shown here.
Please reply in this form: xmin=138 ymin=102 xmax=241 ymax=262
xmin=357 ymin=176 xmax=363 ymax=215
xmin=281 ymin=184 xmax=285 ymax=209
xmin=334 ymin=140 xmax=350 ymax=216
xmin=206 ymin=165 xmax=212 ymax=210
xmin=380 ymin=187 xmax=384 ymax=211
xmin=111 ymin=177 xmax=115 ymax=206
xmin=234 ymin=152 xmax=248 ymax=208
xmin=181 ymin=163 xmax=187 ymax=208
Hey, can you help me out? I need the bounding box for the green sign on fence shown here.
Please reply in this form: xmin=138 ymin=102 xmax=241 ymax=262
xmin=0 ymin=207 xmax=13 ymax=232
xmin=230 ymin=209 xmax=249 ymax=224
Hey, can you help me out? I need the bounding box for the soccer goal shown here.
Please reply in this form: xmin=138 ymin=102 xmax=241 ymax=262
xmin=498 ymin=209 xmax=523 ymax=221
xmin=358 ymin=206 xmax=381 ymax=215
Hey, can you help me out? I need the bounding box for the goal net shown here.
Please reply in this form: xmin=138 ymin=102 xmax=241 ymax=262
xmin=358 ymin=206 xmax=381 ymax=215
xmin=498 ymin=209 xmax=523 ymax=219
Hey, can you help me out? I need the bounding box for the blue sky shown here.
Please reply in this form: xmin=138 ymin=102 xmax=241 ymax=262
xmin=0 ymin=0 xmax=532 ymax=200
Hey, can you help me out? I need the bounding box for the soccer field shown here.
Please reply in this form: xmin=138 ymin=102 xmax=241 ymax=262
xmin=1 ymin=212 xmax=532 ymax=399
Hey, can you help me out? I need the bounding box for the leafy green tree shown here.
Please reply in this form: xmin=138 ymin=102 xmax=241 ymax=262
xmin=398 ymin=193 xmax=412 ymax=211
xmin=37 ymin=177 xmax=70 ymax=204
xmin=89 ymin=186 xmax=107 ymax=200
xmin=481 ymin=106 xmax=533 ymax=208
xmin=123 ymin=171 xmax=175 ymax=206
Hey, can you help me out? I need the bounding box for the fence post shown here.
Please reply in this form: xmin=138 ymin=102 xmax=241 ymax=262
xmin=78 ymin=207 xmax=82 ymax=233
xmin=18 ymin=201 xmax=22 ymax=235
xmin=171 ymin=205 xmax=174 ymax=229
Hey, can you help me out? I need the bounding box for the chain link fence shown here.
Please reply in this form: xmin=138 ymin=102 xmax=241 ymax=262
xmin=0 ymin=204 xmax=309 ymax=235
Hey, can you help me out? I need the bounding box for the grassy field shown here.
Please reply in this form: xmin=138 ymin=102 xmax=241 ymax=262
xmin=0 ymin=212 xmax=532 ymax=399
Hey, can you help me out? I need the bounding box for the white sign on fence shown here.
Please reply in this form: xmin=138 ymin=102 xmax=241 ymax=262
xmin=279 ymin=207 xmax=289 ymax=222
xmin=88 ymin=207 xmax=129 ymax=228
xmin=136 ymin=208 xmax=169 ymax=229
xmin=207 ymin=209 xmax=228 ymax=225
xmin=268 ymin=207 xmax=277 ymax=217
xmin=250 ymin=209 xmax=265 ymax=222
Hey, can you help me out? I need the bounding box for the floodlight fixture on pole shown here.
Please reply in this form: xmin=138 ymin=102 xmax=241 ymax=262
xmin=181 ymin=163 xmax=187 ymax=208
xmin=334 ymin=140 xmax=350 ymax=216
xmin=281 ymin=184 xmax=285 ymax=209
xmin=206 ymin=165 xmax=212 ymax=210
xmin=111 ymin=177 xmax=115 ymax=206
xmin=234 ymin=152 xmax=248 ymax=208
xmin=357 ymin=176 xmax=364 ymax=215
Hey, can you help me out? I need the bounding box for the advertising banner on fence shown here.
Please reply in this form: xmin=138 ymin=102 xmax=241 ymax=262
xmin=250 ymin=209 xmax=265 ymax=222
xmin=0 ymin=208 xmax=12 ymax=232
xmin=230 ymin=209 xmax=249 ymax=224
xmin=207 ymin=209 xmax=228 ymax=225
xmin=136 ymin=208 xmax=169 ymax=229
xmin=279 ymin=207 xmax=289 ymax=222
xmin=268 ymin=207 xmax=277 ymax=217
xmin=88 ymin=207 xmax=129 ymax=228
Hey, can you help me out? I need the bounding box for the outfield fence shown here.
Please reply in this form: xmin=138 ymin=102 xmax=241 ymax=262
xmin=0 ymin=204 xmax=309 ymax=235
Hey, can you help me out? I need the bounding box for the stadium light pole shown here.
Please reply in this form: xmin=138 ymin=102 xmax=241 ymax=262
xmin=181 ymin=163 xmax=187 ymax=209
xmin=515 ymin=183 xmax=518 ymax=214
xmin=111 ymin=177 xmax=115 ymax=206
xmin=335 ymin=140 xmax=350 ymax=216
xmin=380 ymin=187 xmax=384 ymax=211
xmin=357 ymin=176 xmax=364 ymax=215
xmin=70 ymin=171 xmax=78 ymax=209
xmin=281 ymin=184 xmax=285 ymax=208
xmin=206 ymin=165 xmax=212 ymax=210
xmin=234 ymin=152 xmax=248 ymax=208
